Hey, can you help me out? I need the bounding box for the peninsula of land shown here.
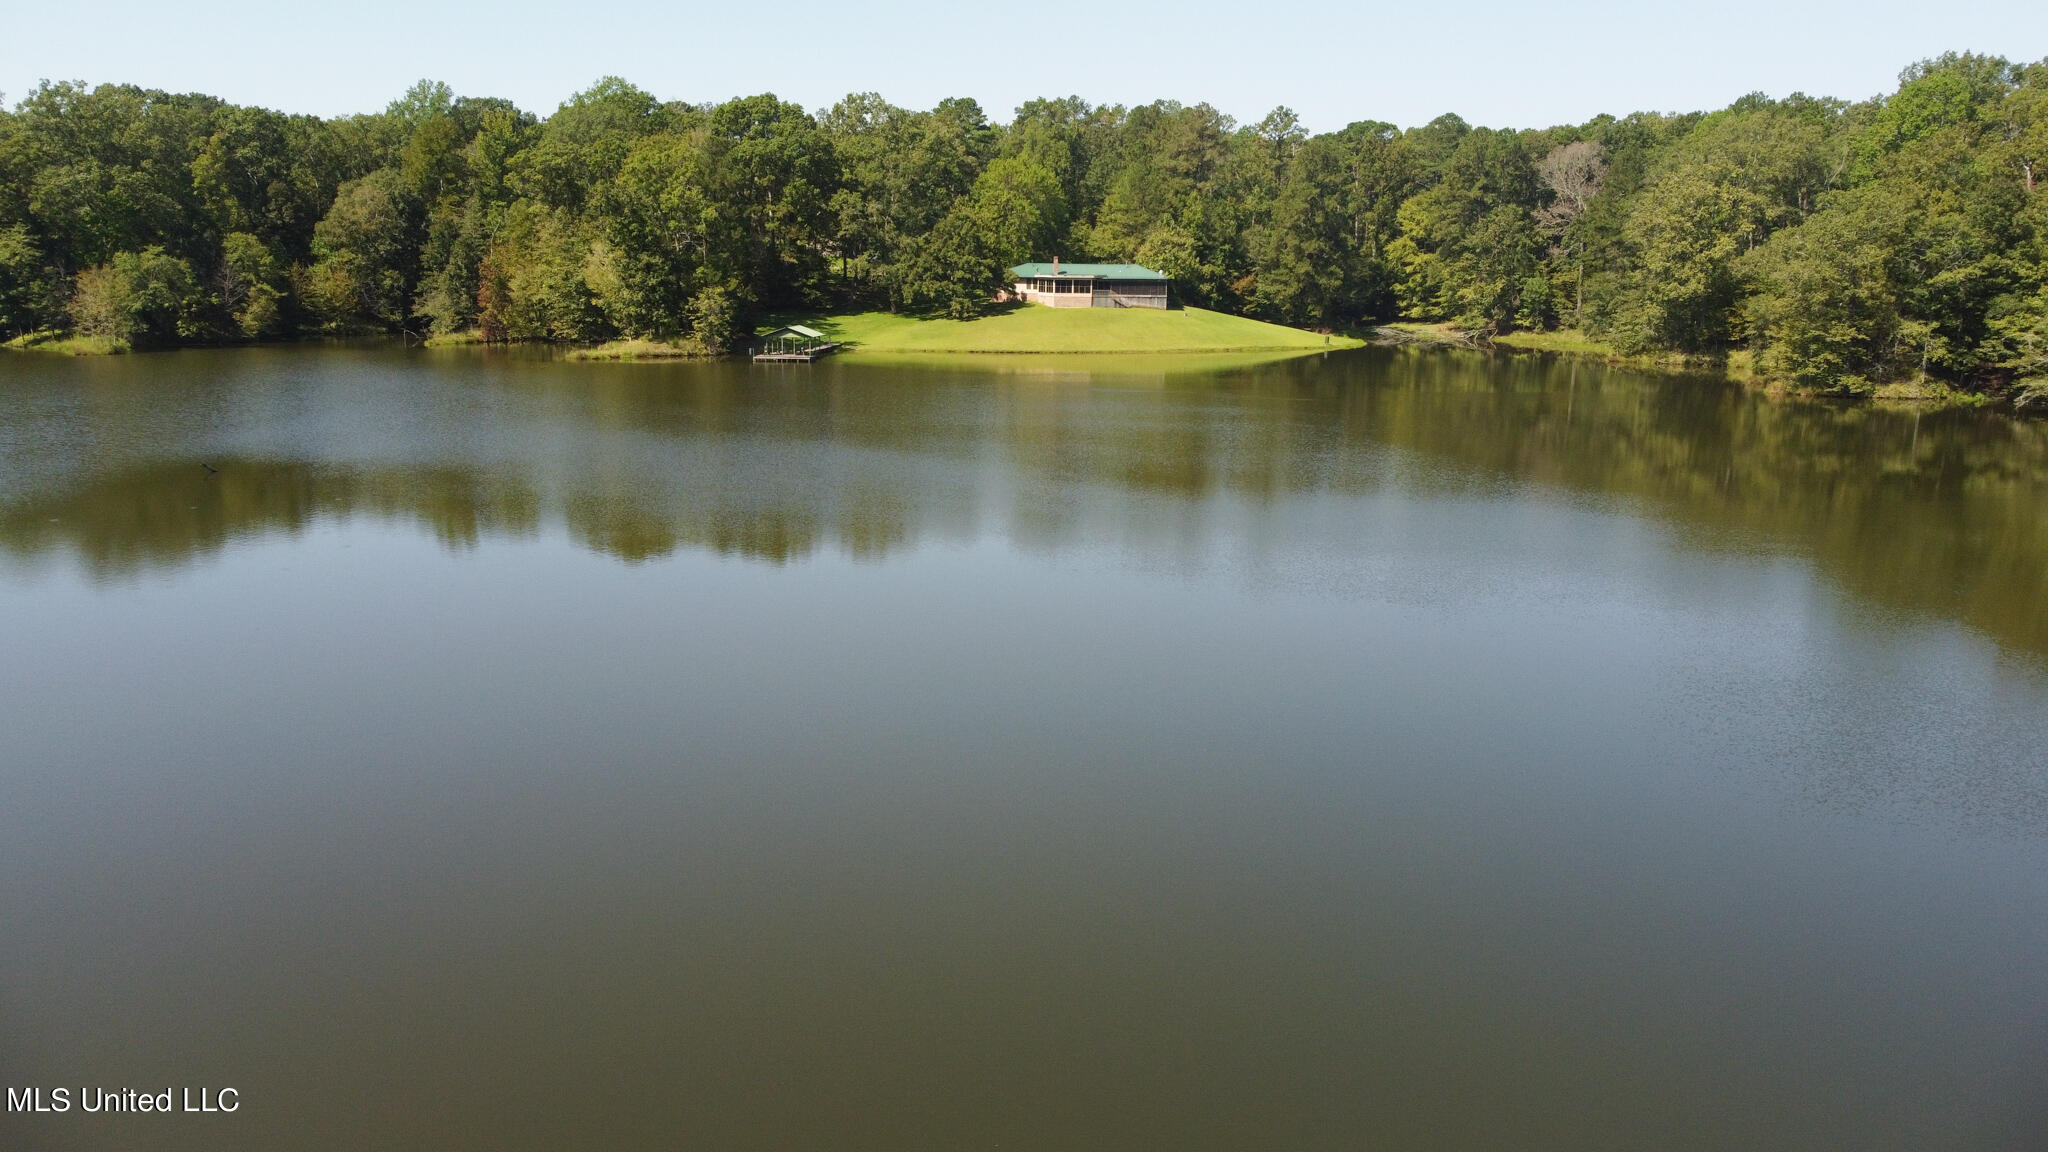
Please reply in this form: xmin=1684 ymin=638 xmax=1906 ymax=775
xmin=566 ymin=306 xmax=1356 ymax=360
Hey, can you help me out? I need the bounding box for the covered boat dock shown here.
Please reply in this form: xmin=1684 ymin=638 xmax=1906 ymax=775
xmin=753 ymin=325 xmax=839 ymax=362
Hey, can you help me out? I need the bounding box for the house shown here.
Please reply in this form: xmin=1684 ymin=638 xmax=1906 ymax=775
xmin=1011 ymin=261 xmax=1170 ymax=309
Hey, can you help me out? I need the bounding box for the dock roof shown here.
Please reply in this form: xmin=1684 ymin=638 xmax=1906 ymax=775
xmin=1011 ymin=262 xmax=1168 ymax=281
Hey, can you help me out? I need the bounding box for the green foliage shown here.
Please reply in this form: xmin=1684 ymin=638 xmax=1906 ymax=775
xmin=1600 ymin=100 xmax=1836 ymax=352
xmin=8 ymin=83 xmax=219 ymax=275
xmin=3 ymin=60 xmax=2044 ymax=397
xmin=514 ymin=77 xmax=673 ymax=214
xmin=684 ymin=283 xmax=739 ymax=353
xmin=1742 ymin=183 xmax=1919 ymax=390
xmin=219 ymin=231 xmax=286 ymax=337
xmin=308 ymin=168 xmax=416 ymax=329
xmin=1984 ymin=286 xmax=2048 ymax=403
xmin=1248 ymin=134 xmax=1355 ymax=325
xmin=1860 ymin=53 xmax=2014 ymax=168
xmin=482 ymin=200 xmax=607 ymax=341
xmin=0 ymin=222 xmax=54 ymax=337
xmin=191 ymin=105 xmax=346 ymax=258
xmin=591 ymin=131 xmax=711 ymax=336
xmin=898 ymin=153 xmax=1070 ymax=318
xmin=899 ymin=204 xmax=1003 ymax=318
xmin=823 ymin=93 xmax=997 ymax=308
xmin=1387 ymin=128 xmax=1541 ymax=331
xmin=69 ymin=247 xmax=203 ymax=345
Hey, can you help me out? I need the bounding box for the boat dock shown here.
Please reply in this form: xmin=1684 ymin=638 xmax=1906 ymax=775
xmin=753 ymin=325 xmax=838 ymax=362
xmin=752 ymin=342 xmax=839 ymax=362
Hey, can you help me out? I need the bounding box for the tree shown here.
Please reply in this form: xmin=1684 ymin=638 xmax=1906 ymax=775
xmin=307 ymin=168 xmax=417 ymax=329
xmin=480 ymin=200 xmax=607 ymax=341
xmin=1249 ymin=134 xmax=1355 ymax=325
xmin=514 ymin=78 xmax=673 ymax=214
xmin=963 ymin=154 xmax=1066 ymax=268
xmin=684 ymin=282 xmax=739 ymax=352
xmin=1858 ymin=53 xmax=2015 ymax=172
xmin=1387 ymin=126 xmax=1541 ymax=331
xmin=11 ymin=82 xmax=219 ymax=274
xmin=69 ymin=247 xmax=203 ymax=345
xmin=192 ymin=105 xmax=342 ymax=259
xmin=1602 ymin=100 xmax=1836 ymax=353
xmin=701 ymin=94 xmax=838 ymax=312
xmin=593 ymin=131 xmax=714 ymax=336
xmin=1534 ymin=139 xmax=1606 ymax=326
xmin=824 ymin=94 xmax=998 ymax=307
xmin=0 ymin=223 xmax=55 ymax=336
xmin=218 ymin=232 xmax=286 ymax=337
xmin=0 ymin=65 xmax=2039 ymax=396
xmin=1742 ymin=183 xmax=1919 ymax=391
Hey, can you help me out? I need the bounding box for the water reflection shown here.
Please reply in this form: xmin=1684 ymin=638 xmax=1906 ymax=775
xmin=1350 ymin=350 xmax=2048 ymax=657
xmin=3 ymin=343 xmax=2045 ymax=1152
xmin=0 ymin=459 xmax=541 ymax=569
xmin=2 ymin=344 xmax=2046 ymax=655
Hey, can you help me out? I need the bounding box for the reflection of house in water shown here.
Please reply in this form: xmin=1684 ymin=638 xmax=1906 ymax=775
xmin=1011 ymin=261 xmax=1170 ymax=309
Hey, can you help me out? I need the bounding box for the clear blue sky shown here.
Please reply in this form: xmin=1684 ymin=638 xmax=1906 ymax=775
xmin=4 ymin=0 xmax=2042 ymax=131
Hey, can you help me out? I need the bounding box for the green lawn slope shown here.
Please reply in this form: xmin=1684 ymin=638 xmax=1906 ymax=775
xmin=772 ymin=306 xmax=1358 ymax=355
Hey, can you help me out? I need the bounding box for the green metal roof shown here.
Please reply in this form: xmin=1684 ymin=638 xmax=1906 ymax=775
xmin=1011 ymin=262 xmax=1168 ymax=281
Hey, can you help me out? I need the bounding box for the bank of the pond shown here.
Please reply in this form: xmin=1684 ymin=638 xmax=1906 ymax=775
xmin=1374 ymin=321 xmax=1746 ymax=368
xmin=3 ymin=331 xmax=131 ymax=355
xmin=1370 ymin=321 xmax=2011 ymax=409
xmin=565 ymin=338 xmax=716 ymax=361
xmin=770 ymin=307 xmax=1357 ymax=355
xmin=415 ymin=331 xmax=719 ymax=359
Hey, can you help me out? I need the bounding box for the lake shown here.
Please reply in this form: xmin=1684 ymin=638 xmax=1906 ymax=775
xmin=2 ymin=343 xmax=2045 ymax=1150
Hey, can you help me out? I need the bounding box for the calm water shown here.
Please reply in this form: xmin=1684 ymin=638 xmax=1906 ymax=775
xmin=2 ymin=344 xmax=2045 ymax=1151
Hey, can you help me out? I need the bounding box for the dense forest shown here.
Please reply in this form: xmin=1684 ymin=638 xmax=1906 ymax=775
xmin=1 ymin=54 xmax=2044 ymax=396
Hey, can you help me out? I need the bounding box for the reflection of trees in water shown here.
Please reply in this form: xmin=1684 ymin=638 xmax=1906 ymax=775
xmin=1337 ymin=349 xmax=2048 ymax=658
xmin=0 ymin=454 xmax=908 ymax=573
xmin=0 ymin=461 xmax=542 ymax=575
xmin=569 ymin=501 xmax=825 ymax=566
xmin=563 ymin=495 xmax=680 ymax=564
xmin=3 ymin=349 xmax=2045 ymax=656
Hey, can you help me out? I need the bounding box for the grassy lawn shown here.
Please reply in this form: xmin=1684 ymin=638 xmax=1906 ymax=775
xmin=765 ymin=305 xmax=1359 ymax=355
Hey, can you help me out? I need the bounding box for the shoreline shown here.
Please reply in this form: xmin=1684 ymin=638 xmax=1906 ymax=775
xmin=1367 ymin=323 xmax=2009 ymax=411
xmin=3 ymin=332 xmax=132 ymax=356
xmin=6 ymin=324 xmax=2025 ymax=412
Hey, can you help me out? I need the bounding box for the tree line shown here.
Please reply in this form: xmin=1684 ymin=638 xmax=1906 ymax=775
xmin=1 ymin=54 xmax=2043 ymax=394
